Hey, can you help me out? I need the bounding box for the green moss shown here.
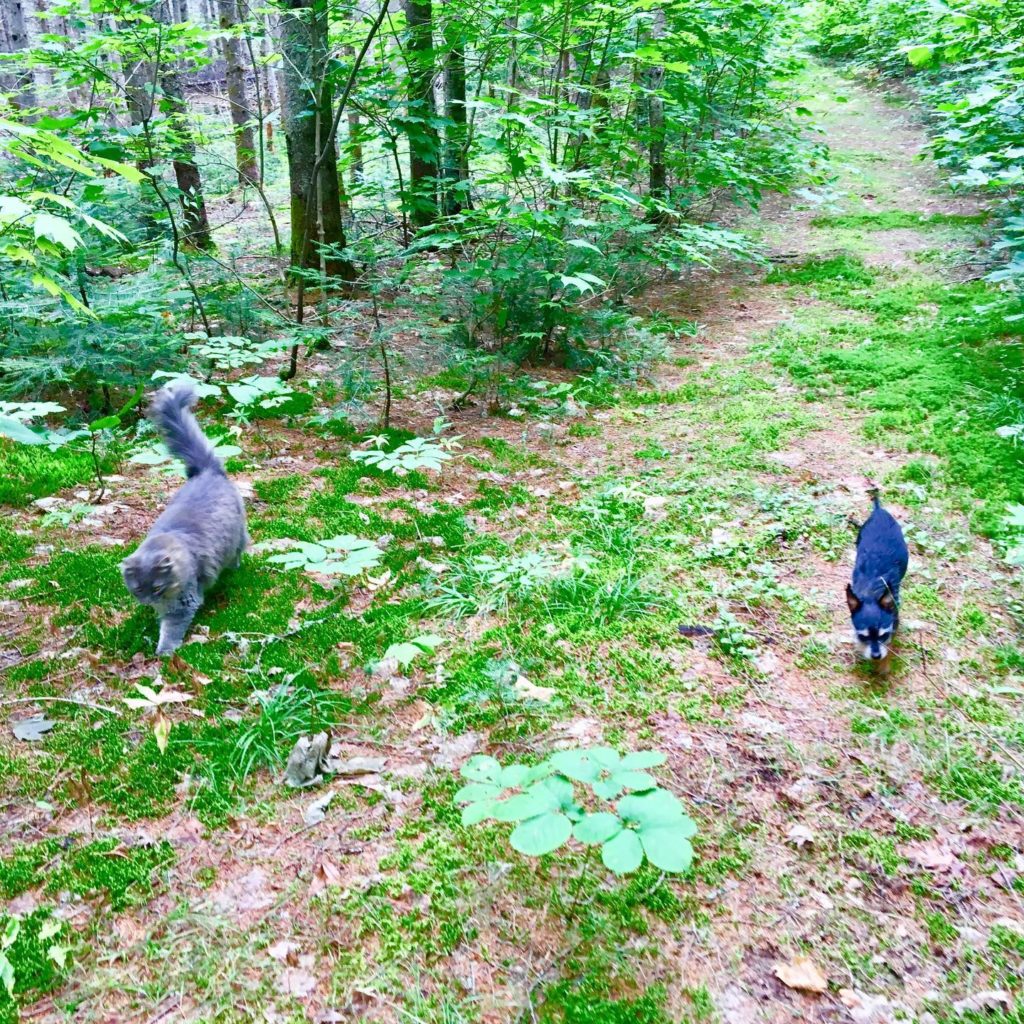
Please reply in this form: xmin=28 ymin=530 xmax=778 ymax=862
xmin=538 ymin=980 xmax=674 ymax=1024
xmin=0 ymin=836 xmax=174 ymax=909
xmin=0 ymin=442 xmax=98 ymax=508
xmin=927 ymin=747 xmax=1024 ymax=812
xmin=810 ymin=210 xmax=989 ymax=230
xmin=767 ymin=279 xmax=1024 ymax=533
xmin=0 ymin=909 xmax=70 ymax=1013
xmin=840 ymin=829 xmax=905 ymax=875
xmin=766 ymin=252 xmax=876 ymax=285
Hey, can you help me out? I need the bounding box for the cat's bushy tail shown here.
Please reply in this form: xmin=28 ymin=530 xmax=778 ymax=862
xmin=150 ymin=384 xmax=222 ymax=478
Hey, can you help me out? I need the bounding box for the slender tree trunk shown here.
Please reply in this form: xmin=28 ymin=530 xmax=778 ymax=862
xmin=156 ymin=1 xmax=213 ymax=248
xmin=441 ymin=11 xmax=468 ymax=215
xmin=280 ymin=0 xmax=353 ymax=282
xmin=5 ymin=0 xmax=38 ymax=111
xmin=342 ymin=44 xmax=363 ymax=186
xmin=217 ymin=0 xmax=259 ymax=184
xmin=402 ymin=0 xmax=438 ymax=229
xmin=505 ymin=12 xmax=519 ymax=110
xmin=124 ymin=56 xmax=156 ymax=171
xmin=0 ymin=5 xmax=18 ymax=96
xmin=647 ymin=8 xmax=667 ymax=205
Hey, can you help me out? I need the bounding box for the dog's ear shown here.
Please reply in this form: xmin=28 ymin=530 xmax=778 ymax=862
xmin=846 ymin=584 xmax=861 ymax=614
xmin=879 ymin=591 xmax=895 ymax=611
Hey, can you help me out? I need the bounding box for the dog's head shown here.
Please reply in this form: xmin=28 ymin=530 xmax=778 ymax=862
xmin=846 ymin=585 xmax=897 ymax=661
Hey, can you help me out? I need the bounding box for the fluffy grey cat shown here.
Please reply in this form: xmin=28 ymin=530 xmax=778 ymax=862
xmin=122 ymin=384 xmax=248 ymax=655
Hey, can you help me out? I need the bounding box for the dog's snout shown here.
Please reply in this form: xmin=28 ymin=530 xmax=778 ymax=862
xmin=870 ymin=647 xmax=883 ymax=660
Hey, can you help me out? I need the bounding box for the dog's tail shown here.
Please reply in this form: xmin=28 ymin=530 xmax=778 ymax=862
xmin=150 ymin=384 xmax=222 ymax=478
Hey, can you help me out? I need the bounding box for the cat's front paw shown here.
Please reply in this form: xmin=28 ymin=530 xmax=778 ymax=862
xmin=156 ymin=640 xmax=179 ymax=656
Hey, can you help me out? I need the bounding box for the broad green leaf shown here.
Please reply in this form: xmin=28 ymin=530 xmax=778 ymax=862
xmin=592 ymin=777 xmax=625 ymax=800
xmin=906 ymin=45 xmax=933 ymax=66
xmin=573 ymin=812 xmax=622 ymax=845
xmin=618 ymin=789 xmax=689 ymax=829
xmin=89 ymin=415 xmax=121 ymax=432
xmin=639 ymin=828 xmax=693 ymax=873
xmin=33 ymin=212 xmax=82 ymax=250
xmin=0 ymin=415 xmax=49 ymax=445
xmin=1003 ymin=504 xmax=1024 ymax=529
xmin=454 ymin=782 xmax=503 ymax=804
xmin=614 ymin=770 xmax=657 ymax=792
xmin=499 ymin=764 xmax=532 ymax=788
xmin=0 ymin=194 xmax=32 ymax=221
xmin=461 ymin=800 xmax=500 ymax=826
xmin=509 ymin=811 xmax=572 ymax=856
xmin=492 ymin=792 xmax=550 ymax=822
xmin=601 ymin=828 xmax=644 ymax=874
xmin=461 ymin=755 xmax=502 ymax=784
xmin=550 ymin=749 xmax=600 ymax=782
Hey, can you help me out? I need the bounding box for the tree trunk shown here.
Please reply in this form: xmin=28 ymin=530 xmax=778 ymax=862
xmin=217 ymin=0 xmax=259 ymax=184
xmin=441 ymin=11 xmax=468 ymax=215
xmin=156 ymin=1 xmax=212 ymax=248
xmin=5 ymin=0 xmax=38 ymax=111
xmin=402 ymin=0 xmax=438 ymax=229
xmin=647 ymin=8 xmax=667 ymax=205
xmin=0 ymin=5 xmax=18 ymax=96
xmin=124 ymin=56 xmax=156 ymax=171
xmin=342 ymin=45 xmax=363 ymax=186
xmin=280 ymin=0 xmax=354 ymax=282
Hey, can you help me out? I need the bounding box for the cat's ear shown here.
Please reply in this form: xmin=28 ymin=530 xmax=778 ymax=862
xmin=879 ymin=591 xmax=895 ymax=611
xmin=845 ymin=584 xmax=861 ymax=614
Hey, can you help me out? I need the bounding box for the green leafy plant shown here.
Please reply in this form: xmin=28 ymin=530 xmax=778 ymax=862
xmin=379 ymin=633 xmax=445 ymax=669
xmin=455 ymin=748 xmax=697 ymax=874
xmin=425 ymin=550 xmax=564 ymax=617
xmin=266 ymin=536 xmax=384 ymax=577
xmin=350 ymin=434 xmax=462 ymax=475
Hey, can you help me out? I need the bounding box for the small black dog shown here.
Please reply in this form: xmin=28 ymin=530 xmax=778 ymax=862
xmin=846 ymin=495 xmax=909 ymax=662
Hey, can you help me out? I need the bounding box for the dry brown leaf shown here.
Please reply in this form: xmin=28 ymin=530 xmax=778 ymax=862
xmin=774 ymin=955 xmax=828 ymax=994
xmin=513 ymin=675 xmax=555 ymax=703
xmin=308 ymin=856 xmax=343 ymax=899
xmin=786 ymin=824 xmax=815 ymax=849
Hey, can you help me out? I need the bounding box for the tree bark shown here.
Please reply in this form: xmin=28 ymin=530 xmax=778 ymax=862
xmin=217 ymin=0 xmax=259 ymax=184
xmin=156 ymin=1 xmax=213 ymax=248
xmin=280 ymin=0 xmax=353 ymax=282
xmin=647 ymin=8 xmax=667 ymax=205
xmin=5 ymin=0 xmax=38 ymax=111
xmin=441 ymin=10 xmax=468 ymax=215
xmin=401 ymin=0 xmax=438 ymax=229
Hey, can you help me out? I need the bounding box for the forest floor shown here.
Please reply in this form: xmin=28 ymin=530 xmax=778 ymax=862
xmin=2 ymin=64 xmax=1023 ymax=1024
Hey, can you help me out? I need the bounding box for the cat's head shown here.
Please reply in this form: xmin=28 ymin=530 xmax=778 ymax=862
xmin=846 ymin=584 xmax=897 ymax=661
xmin=122 ymin=535 xmax=188 ymax=605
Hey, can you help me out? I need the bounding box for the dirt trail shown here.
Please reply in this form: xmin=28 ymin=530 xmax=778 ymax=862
xmin=557 ymin=66 xmax=1022 ymax=1022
